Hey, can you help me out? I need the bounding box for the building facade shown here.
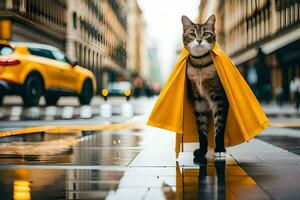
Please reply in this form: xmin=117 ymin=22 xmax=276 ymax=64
xmin=0 ymin=0 xmax=132 ymax=92
xmin=0 ymin=0 xmax=66 ymax=50
xmin=66 ymin=0 xmax=128 ymax=91
xmin=199 ymin=0 xmax=300 ymax=102
xmin=126 ymin=0 xmax=149 ymax=81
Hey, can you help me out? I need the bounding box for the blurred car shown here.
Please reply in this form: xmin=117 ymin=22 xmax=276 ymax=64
xmin=0 ymin=41 xmax=96 ymax=106
xmin=107 ymin=81 xmax=132 ymax=96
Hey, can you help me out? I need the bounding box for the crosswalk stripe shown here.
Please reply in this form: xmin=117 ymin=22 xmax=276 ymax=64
xmin=45 ymin=106 xmax=56 ymax=120
xmin=0 ymin=103 xmax=141 ymax=121
xmin=26 ymin=106 xmax=39 ymax=119
xmin=80 ymin=105 xmax=92 ymax=119
xmin=10 ymin=106 xmax=22 ymax=121
xmin=62 ymin=106 xmax=74 ymax=119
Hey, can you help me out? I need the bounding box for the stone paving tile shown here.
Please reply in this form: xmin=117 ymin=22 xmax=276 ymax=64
xmin=118 ymin=176 xmax=176 ymax=188
xmin=108 ymin=188 xmax=149 ymax=199
xmin=229 ymin=138 xmax=300 ymax=200
xmin=128 ymin=131 xmax=177 ymax=167
xmin=144 ymin=188 xmax=174 ymax=200
xmin=124 ymin=167 xmax=177 ymax=177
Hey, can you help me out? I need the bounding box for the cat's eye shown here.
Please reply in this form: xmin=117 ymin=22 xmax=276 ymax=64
xmin=189 ymin=32 xmax=196 ymax=38
xmin=203 ymin=32 xmax=210 ymax=37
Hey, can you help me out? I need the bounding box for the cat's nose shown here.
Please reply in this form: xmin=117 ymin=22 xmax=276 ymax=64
xmin=196 ymin=40 xmax=202 ymax=44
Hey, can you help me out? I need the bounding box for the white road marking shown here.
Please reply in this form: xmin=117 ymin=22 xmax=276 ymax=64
xmin=62 ymin=106 xmax=74 ymax=119
xmin=10 ymin=106 xmax=22 ymax=121
xmin=121 ymin=103 xmax=133 ymax=117
xmin=45 ymin=106 xmax=57 ymax=120
xmin=80 ymin=105 xmax=92 ymax=119
xmin=26 ymin=106 xmax=40 ymax=119
xmin=100 ymin=103 xmax=112 ymax=117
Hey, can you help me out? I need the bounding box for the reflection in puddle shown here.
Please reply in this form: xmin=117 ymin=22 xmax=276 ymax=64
xmin=66 ymin=169 xmax=124 ymax=199
xmin=0 ymin=168 xmax=124 ymax=200
xmin=13 ymin=180 xmax=31 ymax=200
xmin=0 ymin=130 xmax=142 ymax=165
xmin=175 ymin=157 xmax=258 ymax=200
xmin=0 ymin=132 xmax=78 ymax=156
xmin=0 ymin=129 xmax=143 ymax=199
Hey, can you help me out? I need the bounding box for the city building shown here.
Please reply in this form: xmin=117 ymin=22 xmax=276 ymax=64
xmin=198 ymin=0 xmax=300 ymax=102
xmin=0 ymin=0 xmax=67 ymax=50
xmin=126 ymin=0 xmax=149 ymax=81
xmin=66 ymin=0 xmax=128 ymax=91
xmin=0 ymin=0 xmax=132 ymax=93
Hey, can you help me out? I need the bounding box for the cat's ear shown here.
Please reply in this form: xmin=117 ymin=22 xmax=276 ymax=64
xmin=205 ymin=14 xmax=216 ymax=26
xmin=181 ymin=15 xmax=194 ymax=27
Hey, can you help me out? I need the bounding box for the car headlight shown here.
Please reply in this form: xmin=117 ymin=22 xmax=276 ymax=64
xmin=101 ymin=88 xmax=109 ymax=97
xmin=124 ymin=89 xmax=131 ymax=97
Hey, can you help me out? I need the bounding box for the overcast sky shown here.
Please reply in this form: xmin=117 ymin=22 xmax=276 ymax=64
xmin=137 ymin=0 xmax=200 ymax=81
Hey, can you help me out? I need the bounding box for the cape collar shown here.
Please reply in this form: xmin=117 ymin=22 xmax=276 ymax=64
xmin=189 ymin=51 xmax=210 ymax=59
xmin=188 ymin=53 xmax=213 ymax=68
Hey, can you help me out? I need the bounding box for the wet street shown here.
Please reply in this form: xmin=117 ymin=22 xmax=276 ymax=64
xmin=0 ymin=97 xmax=300 ymax=200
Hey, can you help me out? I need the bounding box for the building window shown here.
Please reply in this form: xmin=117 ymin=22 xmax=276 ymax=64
xmin=79 ymin=43 xmax=82 ymax=66
xmin=72 ymin=12 xmax=77 ymax=29
xmin=83 ymin=46 xmax=86 ymax=67
xmin=88 ymin=49 xmax=91 ymax=69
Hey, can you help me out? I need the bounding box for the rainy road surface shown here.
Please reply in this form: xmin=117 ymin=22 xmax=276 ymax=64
xmin=0 ymin=98 xmax=300 ymax=199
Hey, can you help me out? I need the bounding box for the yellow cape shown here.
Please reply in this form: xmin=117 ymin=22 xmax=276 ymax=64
xmin=147 ymin=43 xmax=270 ymax=156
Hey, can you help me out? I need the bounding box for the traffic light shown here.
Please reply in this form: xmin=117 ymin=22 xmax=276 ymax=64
xmin=0 ymin=20 xmax=11 ymax=40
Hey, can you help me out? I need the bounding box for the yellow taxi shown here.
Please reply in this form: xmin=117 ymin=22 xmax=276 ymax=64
xmin=0 ymin=41 xmax=96 ymax=106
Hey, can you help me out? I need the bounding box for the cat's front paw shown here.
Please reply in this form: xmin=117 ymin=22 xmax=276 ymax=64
xmin=193 ymin=148 xmax=207 ymax=158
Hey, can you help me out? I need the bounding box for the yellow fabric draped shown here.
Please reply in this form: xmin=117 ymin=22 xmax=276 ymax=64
xmin=147 ymin=43 xmax=270 ymax=156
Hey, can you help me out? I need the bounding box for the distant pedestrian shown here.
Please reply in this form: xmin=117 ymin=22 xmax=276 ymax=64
xmin=246 ymin=64 xmax=258 ymax=96
xmin=275 ymin=87 xmax=284 ymax=107
xmin=293 ymin=77 xmax=300 ymax=111
xmin=133 ymin=77 xmax=144 ymax=98
xmin=145 ymin=84 xmax=153 ymax=98
xmin=256 ymin=48 xmax=271 ymax=103
xmin=290 ymin=78 xmax=297 ymax=103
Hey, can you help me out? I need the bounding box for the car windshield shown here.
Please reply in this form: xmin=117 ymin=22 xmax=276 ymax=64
xmin=52 ymin=50 xmax=71 ymax=64
xmin=0 ymin=44 xmax=14 ymax=55
xmin=108 ymin=82 xmax=131 ymax=90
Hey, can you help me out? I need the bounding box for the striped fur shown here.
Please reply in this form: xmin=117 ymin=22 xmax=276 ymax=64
xmin=182 ymin=15 xmax=229 ymax=157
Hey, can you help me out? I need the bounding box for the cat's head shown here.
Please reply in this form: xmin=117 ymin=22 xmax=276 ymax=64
xmin=181 ymin=15 xmax=216 ymax=56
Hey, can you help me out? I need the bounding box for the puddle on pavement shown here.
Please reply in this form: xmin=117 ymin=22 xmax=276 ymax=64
xmin=172 ymin=158 xmax=269 ymax=200
xmin=0 ymin=128 xmax=270 ymax=199
xmin=0 ymin=129 xmax=143 ymax=166
xmin=0 ymin=158 xmax=268 ymax=200
xmin=0 ymin=168 xmax=125 ymax=200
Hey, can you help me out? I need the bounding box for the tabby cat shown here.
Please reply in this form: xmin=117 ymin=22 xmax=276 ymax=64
xmin=181 ymin=15 xmax=228 ymax=158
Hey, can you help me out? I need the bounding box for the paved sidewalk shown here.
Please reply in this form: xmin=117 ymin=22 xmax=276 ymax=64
xmin=120 ymin=125 xmax=299 ymax=199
